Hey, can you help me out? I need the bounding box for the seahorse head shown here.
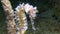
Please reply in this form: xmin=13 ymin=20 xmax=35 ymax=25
xmin=15 ymin=3 xmax=38 ymax=19
xmin=24 ymin=3 xmax=38 ymax=19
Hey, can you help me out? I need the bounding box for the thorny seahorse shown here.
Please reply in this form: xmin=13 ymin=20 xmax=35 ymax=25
xmin=14 ymin=3 xmax=38 ymax=34
xmin=14 ymin=8 xmax=28 ymax=34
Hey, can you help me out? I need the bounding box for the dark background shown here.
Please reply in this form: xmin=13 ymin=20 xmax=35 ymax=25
xmin=0 ymin=0 xmax=60 ymax=34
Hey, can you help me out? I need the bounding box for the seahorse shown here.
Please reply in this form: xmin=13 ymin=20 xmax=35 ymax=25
xmin=14 ymin=3 xmax=38 ymax=34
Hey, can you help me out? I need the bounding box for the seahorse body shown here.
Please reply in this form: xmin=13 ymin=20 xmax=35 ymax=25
xmin=14 ymin=8 xmax=28 ymax=34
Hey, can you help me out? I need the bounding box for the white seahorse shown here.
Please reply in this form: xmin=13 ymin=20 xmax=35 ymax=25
xmin=14 ymin=3 xmax=38 ymax=34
